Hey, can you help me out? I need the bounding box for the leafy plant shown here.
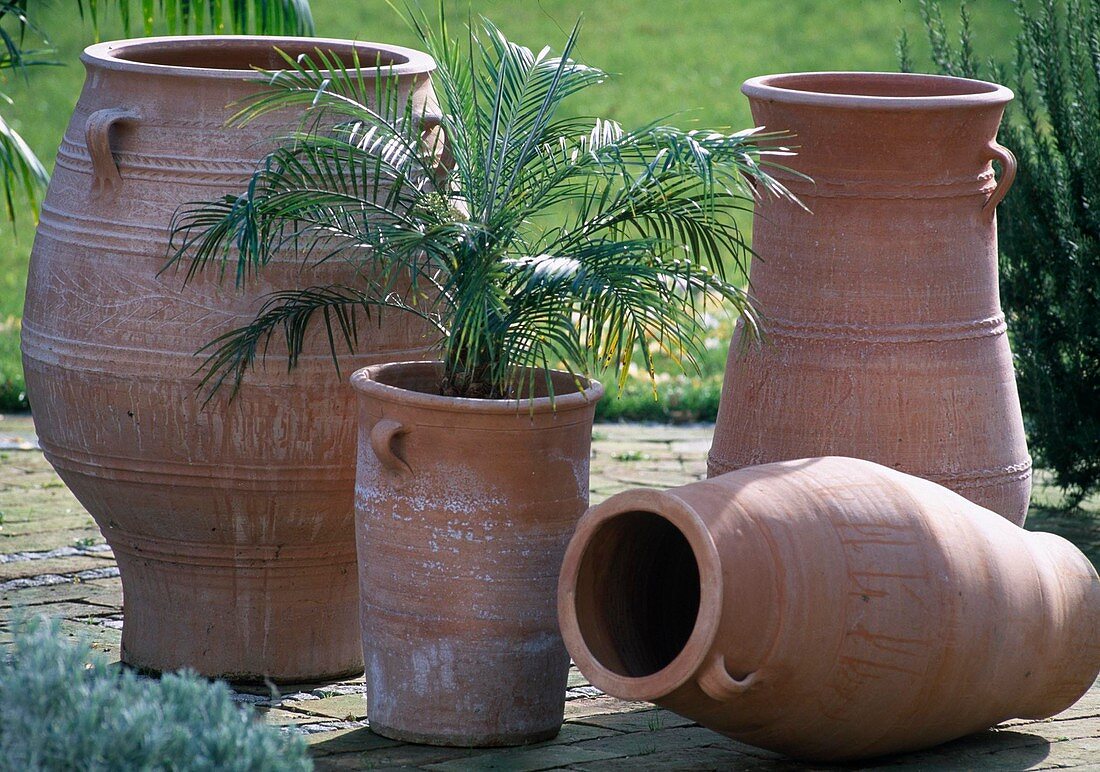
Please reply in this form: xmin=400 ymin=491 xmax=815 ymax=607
xmin=168 ymin=8 xmax=795 ymax=402
xmin=0 ymin=0 xmax=313 ymax=224
xmin=903 ymin=0 xmax=1100 ymax=505
xmin=0 ymin=615 xmax=311 ymax=771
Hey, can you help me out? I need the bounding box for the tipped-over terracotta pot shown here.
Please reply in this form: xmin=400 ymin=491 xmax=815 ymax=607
xmin=709 ymin=71 xmax=1031 ymax=524
xmin=22 ymin=36 xmax=437 ymax=681
xmin=351 ymin=361 xmax=603 ymax=746
xmin=559 ymin=457 xmax=1100 ymax=762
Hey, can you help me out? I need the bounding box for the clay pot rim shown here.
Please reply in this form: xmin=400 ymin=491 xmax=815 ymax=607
xmin=82 ymin=35 xmax=436 ymax=80
xmin=742 ymin=71 xmax=1013 ymax=110
xmin=557 ymin=488 xmax=725 ymax=702
xmin=350 ymin=360 xmax=604 ymax=415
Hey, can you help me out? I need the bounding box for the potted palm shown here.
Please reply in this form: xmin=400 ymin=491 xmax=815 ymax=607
xmin=169 ymin=10 xmax=793 ymax=747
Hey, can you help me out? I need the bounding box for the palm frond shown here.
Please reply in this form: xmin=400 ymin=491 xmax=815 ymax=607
xmin=170 ymin=10 xmax=797 ymax=401
xmin=0 ymin=2 xmax=56 ymax=74
xmin=0 ymin=111 xmax=47 ymax=225
xmin=195 ymin=283 xmax=443 ymax=400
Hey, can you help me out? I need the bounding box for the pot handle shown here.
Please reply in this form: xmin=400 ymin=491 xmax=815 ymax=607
xmin=370 ymin=418 xmax=411 ymax=475
xmin=982 ymin=140 xmax=1016 ymax=219
xmin=85 ymin=108 xmax=140 ymax=195
xmin=698 ymin=655 xmax=760 ymax=702
xmin=419 ymin=112 xmax=454 ymax=187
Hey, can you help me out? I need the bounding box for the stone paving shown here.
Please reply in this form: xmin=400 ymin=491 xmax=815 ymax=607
xmin=0 ymin=414 xmax=1098 ymax=770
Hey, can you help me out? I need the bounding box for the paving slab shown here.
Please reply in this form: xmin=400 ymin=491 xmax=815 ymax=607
xmin=0 ymin=417 xmax=1098 ymax=770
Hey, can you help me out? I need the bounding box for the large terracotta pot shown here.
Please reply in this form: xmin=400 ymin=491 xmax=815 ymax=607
xmin=709 ymin=72 xmax=1031 ymax=524
xmin=21 ymin=36 xmax=438 ymax=681
xmin=558 ymin=456 xmax=1100 ymax=762
xmin=351 ymin=361 xmax=603 ymax=746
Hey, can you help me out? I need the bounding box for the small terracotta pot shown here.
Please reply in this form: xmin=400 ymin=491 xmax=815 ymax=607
xmin=22 ymin=36 xmax=438 ymax=681
xmin=709 ymin=71 xmax=1031 ymax=524
xmin=558 ymin=457 xmax=1100 ymax=762
xmin=351 ymin=361 xmax=603 ymax=746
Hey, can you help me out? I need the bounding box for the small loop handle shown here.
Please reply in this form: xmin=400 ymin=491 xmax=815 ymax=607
xmin=698 ymin=655 xmax=760 ymax=702
xmin=419 ymin=112 xmax=454 ymax=188
xmin=85 ymin=108 xmax=140 ymax=196
xmin=370 ymin=418 xmax=411 ymax=475
xmin=982 ymin=140 xmax=1017 ymax=219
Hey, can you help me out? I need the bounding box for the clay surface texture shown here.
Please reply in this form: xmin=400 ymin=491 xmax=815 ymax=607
xmin=559 ymin=456 xmax=1100 ymax=762
xmin=710 ymin=71 xmax=1031 ymax=524
xmin=21 ymin=36 xmax=437 ymax=681
xmin=353 ymin=361 xmax=603 ymax=746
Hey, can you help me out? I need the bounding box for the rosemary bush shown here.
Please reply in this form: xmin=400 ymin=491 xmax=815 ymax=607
xmin=903 ymin=0 xmax=1100 ymax=505
xmin=0 ymin=616 xmax=311 ymax=771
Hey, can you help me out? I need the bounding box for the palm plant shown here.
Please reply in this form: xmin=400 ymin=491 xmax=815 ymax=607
xmin=168 ymin=9 xmax=795 ymax=401
xmin=0 ymin=0 xmax=312 ymax=224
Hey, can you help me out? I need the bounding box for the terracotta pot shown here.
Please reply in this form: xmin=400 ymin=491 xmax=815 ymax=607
xmin=558 ymin=456 xmax=1100 ymax=762
xmin=709 ymin=72 xmax=1031 ymax=524
xmin=351 ymin=361 xmax=603 ymax=746
xmin=21 ymin=36 xmax=438 ymax=681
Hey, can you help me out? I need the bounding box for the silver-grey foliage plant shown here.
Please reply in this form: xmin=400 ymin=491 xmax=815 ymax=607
xmin=168 ymin=6 xmax=795 ymax=401
xmin=0 ymin=616 xmax=311 ymax=771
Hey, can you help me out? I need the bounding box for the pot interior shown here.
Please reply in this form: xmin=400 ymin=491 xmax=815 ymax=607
xmin=109 ymin=38 xmax=407 ymax=71
xmin=763 ymin=71 xmax=1002 ymax=99
xmin=573 ymin=511 xmax=700 ymax=678
xmin=371 ymin=361 xmax=591 ymax=400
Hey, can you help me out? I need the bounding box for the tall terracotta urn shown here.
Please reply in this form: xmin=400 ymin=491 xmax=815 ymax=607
xmin=351 ymin=361 xmax=603 ymax=746
xmin=709 ymin=72 xmax=1031 ymax=524
xmin=558 ymin=457 xmax=1100 ymax=762
xmin=21 ymin=36 xmax=437 ymax=681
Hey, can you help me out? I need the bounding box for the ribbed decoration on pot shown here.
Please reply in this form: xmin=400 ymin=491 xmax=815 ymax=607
xmin=708 ymin=71 xmax=1031 ymax=524
xmin=558 ymin=457 xmax=1100 ymax=762
xmin=21 ymin=36 xmax=437 ymax=681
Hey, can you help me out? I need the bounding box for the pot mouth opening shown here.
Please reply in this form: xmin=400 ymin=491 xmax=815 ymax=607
xmin=576 ymin=511 xmax=701 ymax=677
xmin=83 ymin=36 xmax=435 ymax=79
xmin=561 ymin=493 xmax=722 ymax=701
xmin=742 ymin=71 xmax=1012 ymax=108
xmin=350 ymin=360 xmax=604 ymax=414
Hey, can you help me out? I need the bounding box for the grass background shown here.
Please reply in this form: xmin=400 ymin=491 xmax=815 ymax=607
xmin=0 ymin=0 xmax=1021 ymax=416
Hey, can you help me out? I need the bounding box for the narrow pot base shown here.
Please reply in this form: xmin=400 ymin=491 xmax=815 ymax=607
xmin=368 ymin=722 xmax=562 ymax=748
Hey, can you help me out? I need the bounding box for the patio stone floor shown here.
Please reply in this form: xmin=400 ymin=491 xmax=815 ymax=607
xmin=0 ymin=413 xmax=1098 ymax=770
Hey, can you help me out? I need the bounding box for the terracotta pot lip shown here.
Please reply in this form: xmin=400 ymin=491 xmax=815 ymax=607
xmin=742 ymin=71 xmax=1013 ymax=110
xmin=349 ymin=360 xmax=604 ymax=415
xmin=557 ymin=489 xmax=724 ymax=702
xmin=82 ymin=35 xmax=436 ymax=80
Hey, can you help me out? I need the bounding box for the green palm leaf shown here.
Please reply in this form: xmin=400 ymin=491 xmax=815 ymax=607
xmin=0 ymin=112 xmax=47 ymax=223
xmin=170 ymin=8 xmax=798 ymax=401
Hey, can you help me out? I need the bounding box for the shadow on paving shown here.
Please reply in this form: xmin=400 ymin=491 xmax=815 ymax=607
xmin=306 ymin=708 xmax=1059 ymax=771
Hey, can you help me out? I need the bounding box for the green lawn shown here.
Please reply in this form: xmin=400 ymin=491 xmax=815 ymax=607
xmin=0 ymin=0 xmax=1020 ymax=412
